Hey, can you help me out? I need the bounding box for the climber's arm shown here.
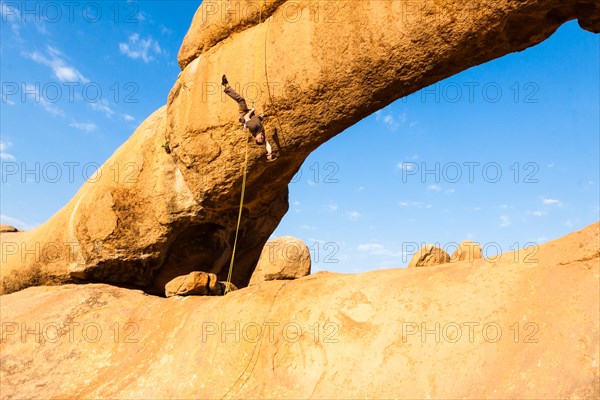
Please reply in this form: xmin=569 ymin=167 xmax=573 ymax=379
xmin=243 ymin=107 xmax=255 ymax=123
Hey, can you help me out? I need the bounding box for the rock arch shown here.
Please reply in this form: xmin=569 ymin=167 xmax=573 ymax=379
xmin=1 ymin=0 xmax=598 ymax=294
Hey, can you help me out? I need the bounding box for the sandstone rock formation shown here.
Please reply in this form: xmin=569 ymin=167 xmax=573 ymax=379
xmin=408 ymin=244 xmax=451 ymax=268
xmin=248 ymin=236 xmax=311 ymax=286
xmin=451 ymin=240 xmax=483 ymax=262
xmin=1 ymin=1 xmax=598 ymax=294
xmin=165 ymin=271 xmax=233 ymax=297
xmin=0 ymin=225 xmax=19 ymax=233
xmin=1 ymin=223 xmax=598 ymax=399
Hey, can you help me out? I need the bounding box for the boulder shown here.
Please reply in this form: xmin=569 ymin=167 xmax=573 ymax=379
xmin=2 ymin=0 xmax=598 ymax=294
xmin=249 ymin=236 xmax=311 ymax=285
xmin=165 ymin=271 xmax=223 ymax=297
xmin=0 ymin=224 xmax=20 ymax=233
xmin=451 ymin=240 xmax=483 ymax=262
xmin=408 ymin=244 xmax=451 ymax=268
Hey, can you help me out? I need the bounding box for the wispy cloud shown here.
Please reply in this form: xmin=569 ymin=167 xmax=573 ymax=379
xmin=427 ymin=184 xmax=441 ymax=192
xmin=25 ymin=46 xmax=88 ymax=83
xmin=326 ymin=202 xmax=338 ymax=213
xmin=375 ymin=110 xmax=409 ymax=131
xmin=69 ymin=121 xmax=98 ymax=132
xmin=119 ymin=33 xmax=162 ymax=63
xmin=399 ymin=201 xmax=432 ymax=209
xmin=89 ymin=100 xmax=115 ymax=118
xmin=396 ymin=162 xmax=416 ymax=172
xmin=160 ymin=25 xmax=173 ymax=35
xmin=500 ymin=215 xmax=511 ymax=228
xmin=357 ymin=242 xmax=403 ymax=257
xmin=346 ymin=210 xmax=361 ymax=221
xmin=23 ymin=83 xmax=64 ymax=116
xmin=0 ymin=2 xmax=22 ymax=38
xmin=542 ymin=198 xmax=562 ymax=206
xmin=0 ymin=140 xmax=16 ymax=160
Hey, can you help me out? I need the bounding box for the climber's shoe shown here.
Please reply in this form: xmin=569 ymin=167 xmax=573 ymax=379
xmin=222 ymin=74 xmax=228 ymax=86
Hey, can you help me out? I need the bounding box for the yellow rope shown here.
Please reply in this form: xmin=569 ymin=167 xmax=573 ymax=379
xmin=203 ymin=3 xmax=285 ymax=399
xmin=224 ymin=0 xmax=265 ymax=291
xmin=225 ymin=130 xmax=249 ymax=288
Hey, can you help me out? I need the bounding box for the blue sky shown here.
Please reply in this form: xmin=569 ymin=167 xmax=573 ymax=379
xmin=1 ymin=1 xmax=598 ymax=274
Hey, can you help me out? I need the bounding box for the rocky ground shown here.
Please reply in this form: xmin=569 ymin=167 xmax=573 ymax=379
xmin=1 ymin=223 xmax=598 ymax=399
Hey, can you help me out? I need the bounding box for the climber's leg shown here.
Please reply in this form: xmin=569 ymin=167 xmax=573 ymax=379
xmin=224 ymin=84 xmax=249 ymax=113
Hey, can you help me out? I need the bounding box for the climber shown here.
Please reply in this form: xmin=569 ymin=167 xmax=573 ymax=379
xmin=222 ymin=74 xmax=274 ymax=161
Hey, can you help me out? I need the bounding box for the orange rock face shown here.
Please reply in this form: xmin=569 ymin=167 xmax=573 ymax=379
xmin=1 ymin=1 xmax=598 ymax=294
xmin=1 ymin=223 xmax=598 ymax=398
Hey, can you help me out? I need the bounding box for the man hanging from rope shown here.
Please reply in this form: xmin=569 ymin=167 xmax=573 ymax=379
xmin=222 ymin=74 xmax=274 ymax=161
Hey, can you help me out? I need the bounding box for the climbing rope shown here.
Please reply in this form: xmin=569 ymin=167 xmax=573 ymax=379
xmin=224 ymin=0 xmax=269 ymax=291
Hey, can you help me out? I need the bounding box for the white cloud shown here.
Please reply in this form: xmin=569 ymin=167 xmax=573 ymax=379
xmin=375 ymin=110 xmax=409 ymax=131
xmin=500 ymin=215 xmax=511 ymax=228
xmin=123 ymin=114 xmax=135 ymax=122
xmin=0 ymin=140 xmax=16 ymax=160
xmin=399 ymin=201 xmax=432 ymax=209
xmin=160 ymin=25 xmax=173 ymax=35
xmin=69 ymin=122 xmax=98 ymax=132
xmin=427 ymin=184 xmax=441 ymax=192
xmin=347 ymin=210 xmax=361 ymax=221
xmin=327 ymin=202 xmax=338 ymax=212
xmin=23 ymin=83 xmax=64 ymax=116
xmin=357 ymin=242 xmax=403 ymax=257
xmin=89 ymin=100 xmax=115 ymax=118
xmin=0 ymin=3 xmax=22 ymax=37
xmin=25 ymin=46 xmax=88 ymax=83
xmin=119 ymin=33 xmax=162 ymax=63
xmin=531 ymin=211 xmax=545 ymax=217
xmin=0 ymin=3 xmax=19 ymax=20
xmin=547 ymin=163 xmax=555 ymax=168
xmin=396 ymin=162 xmax=416 ymax=172
xmin=499 ymin=204 xmax=509 ymax=209
xmin=542 ymin=198 xmax=562 ymax=206
xmin=444 ymin=188 xmax=455 ymax=194
xmin=357 ymin=243 xmax=385 ymax=252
